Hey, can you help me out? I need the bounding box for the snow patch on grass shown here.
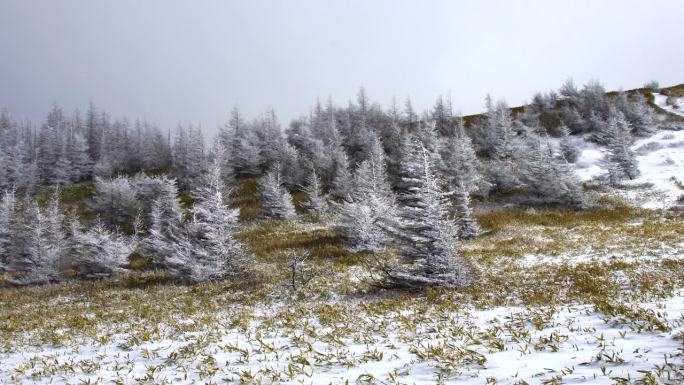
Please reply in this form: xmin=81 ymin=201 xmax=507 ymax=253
xmin=571 ymin=129 xmax=684 ymax=209
xmin=2 ymin=294 xmax=684 ymax=384
xmin=653 ymin=92 xmax=684 ymax=117
xmin=622 ymin=129 xmax=684 ymax=209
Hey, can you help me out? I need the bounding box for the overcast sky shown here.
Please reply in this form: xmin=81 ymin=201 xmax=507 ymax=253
xmin=1 ymin=0 xmax=682 ymax=136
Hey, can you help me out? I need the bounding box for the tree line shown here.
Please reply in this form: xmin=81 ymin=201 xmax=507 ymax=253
xmin=0 ymin=79 xmax=658 ymax=288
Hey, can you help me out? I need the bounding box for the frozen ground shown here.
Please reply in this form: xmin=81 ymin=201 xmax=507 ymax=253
xmin=653 ymin=92 xmax=684 ymax=117
xmin=2 ymin=294 xmax=684 ymax=384
xmin=572 ymin=129 xmax=684 ymax=209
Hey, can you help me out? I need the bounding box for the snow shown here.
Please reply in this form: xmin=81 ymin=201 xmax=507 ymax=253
xmin=653 ymin=92 xmax=684 ymax=117
xmin=573 ymin=138 xmax=607 ymax=182
xmin=571 ymin=129 xmax=684 ymax=209
xmin=2 ymin=294 xmax=684 ymax=384
xmin=623 ymin=130 xmax=684 ymax=208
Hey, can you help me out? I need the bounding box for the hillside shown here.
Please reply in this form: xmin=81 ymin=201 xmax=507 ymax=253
xmin=2 ymin=83 xmax=684 ymax=384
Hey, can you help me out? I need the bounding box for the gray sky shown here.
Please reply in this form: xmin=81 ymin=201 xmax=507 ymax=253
xmin=1 ymin=0 xmax=682 ymax=136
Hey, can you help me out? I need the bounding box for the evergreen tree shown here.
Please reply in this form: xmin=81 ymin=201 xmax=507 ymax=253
xmin=628 ymin=93 xmax=655 ymax=136
xmin=558 ymin=124 xmax=580 ymax=163
xmin=330 ymin=147 xmax=353 ymax=200
xmin=440 ymin=128 xmax=480 ymax=192
xmin=172 ymin=125 xmax=206 ymax=190
xmin=0 ymin=189 xmax=17 ymax=272
xmin=432 ymin=95 xmax=453 ymax=136
xmin=91 ymin=176 xmax=138 ymax=230
xmin=144 ymin=180 xmax=188 ymax=275
xmin=85 ymin=102 xmax=103 ymax=162
xmin=210 ymin=140 xmax=235 ymax=187
xmin=146 ymin=165 xmax=249 ymax=282
xmin=233 ymin=129 xmax=263 ymax=177
xmin=519 ymin=137 xmax=584 ymax=207
xmin=260 ymin=163 xmax=296 ymax=219
xmin=69 ymin=218 xmax=135 ymax=278
xmin=337 ymin=135 xmax=398 ymax=253
xmin=132 ymin=173 xmax=179 ymax=229
xmin=389 ymin=139 xmax=472 ymax=288
xmin=300 ymin=163 xmax=328 ymax=213
xmin=453 ymin=181 xmax=481 ymax=239
xmin=183 ymin=164 xmax=250 ymax=281
xmin=472 ymin=96 xmax=517 ymax=159
xmin=18 ymin=190 xmax=66 ymax=285
xmin=606 ymin=113 xmax=640 ymax=183
xmin=66 ymin=130 xmax=92 ymax=182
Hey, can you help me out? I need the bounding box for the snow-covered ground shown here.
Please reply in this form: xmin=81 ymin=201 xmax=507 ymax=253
xmin=2 ymin=295 xmax=683 ymax=384
xmin=572 ymin=129 xmax=684 ymax=209
xmin=570 ymin=91 xmax=684 ymax=209
xmin=653 ymin=92 xmax=684 ymax=117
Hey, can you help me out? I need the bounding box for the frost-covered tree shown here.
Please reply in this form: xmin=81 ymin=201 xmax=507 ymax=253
xmin=18 ymin=190 xmax=66 ymax=285
xmin=91 ymin=176 xmax=138 ymax=231
xmin=453 ymin=181 xmax=481 ymax=239
xmin=53 ymin=143 xmax=73 ymax=186
xmin=472 ymin=96 xmax=517 ymax=159
xmin=132 ymin=173 xmax=179 ymax=229
xmin=145 ymin=164 xmax=249 ymax=282
xmin=606 ymin=113 xmax=640 ymax=183
xmin=260 ymin=163 xmax=296 ymax=219
xmin=432 ymin=95 xmax=454 ymax=136
xmin=300 ymin=164 xmax=328 ymax=213
xmin=627 ymin=93 xmax=655 ymax=136
xmin=181 ymin=164 xmax=250 ymax=281
xmin=143 ymin=181 xmax=189 ymax=274
xmin=69 ymin=218 xmax=135 ymax=278
xmin=519 ymin=137 xmax=584 ymax=207
xmin=0 ymin=111 xmax=35 ymax=191
xmin=210 ymin=140 xmax=235 ymax=187
xmin=85 ymin=102 xmax=103 ymax=162
xmin=337 ymin=136 xmax=398 ymax=253
xmin=414 ymin=120 xmax=441 ymax=161
xmin=440 ymin=126 xmax=480 ymax=192
xmin=173 ymin=125 xmax=206 ymax=191
xmin=580 ymin=80 xmax=610 ymax=121
xmin=275 ymin=140 xmax=303 ymax=189
xmin=233 ymin=129 xmax=263 ymax=177
xmin=403 ymin=97 xmax=418 ymax=132
xmin=330 ymin=146 xmax=353 ymax=200
xmin=65 ymin=130 xmax=92 ymax=182
xmin=388 ymin=139 xmax=472 ymax=288
xmin=558 ymin=124 xmax=580 ymax=163
xmin=561 ymin=105 xmax=586 ymax=134
xmin=0 ymin=189 xmax=17 ymax=272
xmin=37 ymin=105 xmax=68 ymax=185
